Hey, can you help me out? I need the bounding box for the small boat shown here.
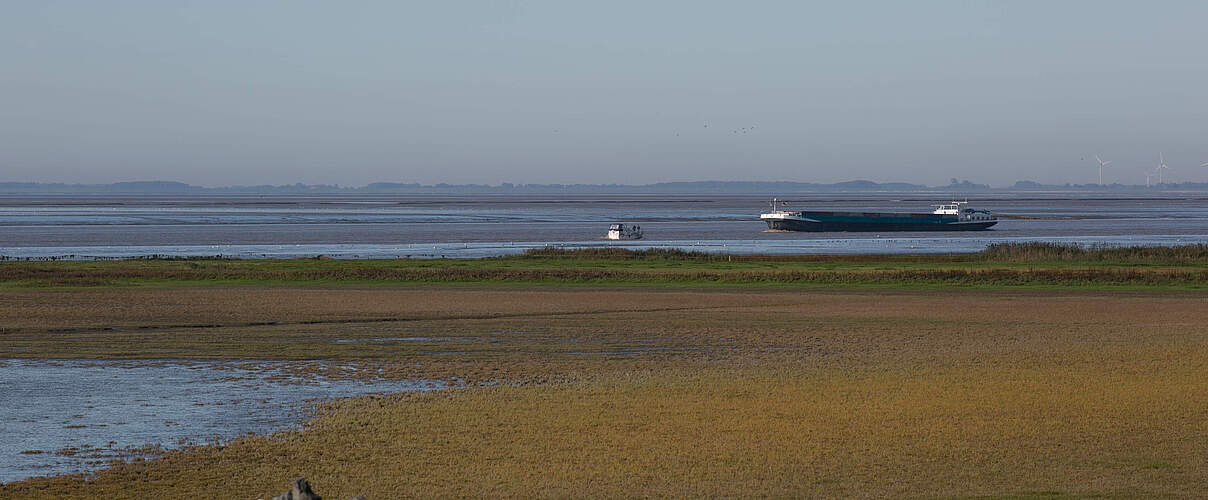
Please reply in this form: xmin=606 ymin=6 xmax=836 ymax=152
xmin=760 ymin=199 xmax=997 ymax=232
xmin=607 ymin=223 xmax=643 ymax=240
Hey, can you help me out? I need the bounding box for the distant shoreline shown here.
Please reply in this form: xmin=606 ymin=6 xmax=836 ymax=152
xmin=3 ymin=179 xmax=1207 ymax=195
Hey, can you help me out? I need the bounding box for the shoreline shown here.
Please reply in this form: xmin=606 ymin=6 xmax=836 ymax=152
xmin=0 ymin=359 xmax=442 ymax=484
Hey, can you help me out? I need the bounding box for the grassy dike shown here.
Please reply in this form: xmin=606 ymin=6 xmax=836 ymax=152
xmin=3 ymin=243 xmax=1208 ymax=498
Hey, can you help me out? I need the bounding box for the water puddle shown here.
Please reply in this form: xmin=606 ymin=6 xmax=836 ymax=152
xmin=0 ymin=360 xmax=441 ymax=483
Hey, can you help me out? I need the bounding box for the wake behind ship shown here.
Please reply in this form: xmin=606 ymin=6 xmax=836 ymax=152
xmin=760 ymin=199 xmax=997 ymax=232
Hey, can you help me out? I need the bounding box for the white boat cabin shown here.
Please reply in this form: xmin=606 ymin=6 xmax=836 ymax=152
xmin=607 ymin=223 xmax=643 ymax=240
xmin=933 ymin=201 xmax=997 ymax=222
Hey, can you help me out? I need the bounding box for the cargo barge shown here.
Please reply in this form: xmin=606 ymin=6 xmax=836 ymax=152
xmin=760 ymin=199 xmax=997 ymax=232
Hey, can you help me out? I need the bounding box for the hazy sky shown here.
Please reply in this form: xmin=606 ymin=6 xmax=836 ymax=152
xmin=2 ymin=1 xmax=1207 ymax=187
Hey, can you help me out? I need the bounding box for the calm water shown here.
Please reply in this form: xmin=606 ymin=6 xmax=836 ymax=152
xmin=0 ymin=360 xmax=439 ymax=483
xmin=3 ymin=192 xmax=1208 ymax=258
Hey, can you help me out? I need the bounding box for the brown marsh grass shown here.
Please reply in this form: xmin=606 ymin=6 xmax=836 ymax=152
xmin=3 ymin=286 xmax=1208 ymax=497
xmin=6 ymin=248 xmax=1208 ymax=288
xmin=978 ymin=241 xmax=1208 ymax=263
xmin=529 ymin=243 xmax=1208 ymax=264
xmin=0 ymin=287 xmax=763 ymax=332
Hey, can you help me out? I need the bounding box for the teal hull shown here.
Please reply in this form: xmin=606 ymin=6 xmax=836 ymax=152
xmin=766 ymin=211 xmax=997 ymax=232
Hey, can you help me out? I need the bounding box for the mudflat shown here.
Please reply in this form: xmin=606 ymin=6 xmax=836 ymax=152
xmin=2 ymin=285 xmax=1207 ymax=498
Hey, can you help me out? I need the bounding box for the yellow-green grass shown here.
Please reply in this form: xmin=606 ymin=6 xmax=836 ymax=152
xmin=3 ymin=286 xmax=1208 ymax=497
xmin=5 ymin=348 xmax=1206 ymax=498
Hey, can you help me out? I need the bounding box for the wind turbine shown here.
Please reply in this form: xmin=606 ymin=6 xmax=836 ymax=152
xmin=1144 ymin=169 xmax=1155 ymax=188
xmin=1094 ymin=155 xmax=1111 ymax=185
xmin=1157 ymin=152 xmax=1170 ymax=184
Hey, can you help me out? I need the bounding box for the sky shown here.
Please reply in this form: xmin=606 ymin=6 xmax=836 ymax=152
xmin=2 ymin=1 xmax=1207 ymax=187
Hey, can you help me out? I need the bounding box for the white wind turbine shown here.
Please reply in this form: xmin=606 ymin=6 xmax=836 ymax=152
xmin=1157 ymin=152 xmax=1170 ymax=184
xmin=1144 ymin=169 xmax=1155 ymax=188
xmin=1094 ymin=155 xmax=1111 ymax=185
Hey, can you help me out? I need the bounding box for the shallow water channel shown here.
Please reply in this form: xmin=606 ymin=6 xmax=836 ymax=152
xmin=0 ymin=360 xmax=439 ymax=483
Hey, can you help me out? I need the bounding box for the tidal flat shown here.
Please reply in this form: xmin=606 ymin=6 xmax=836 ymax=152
xmin=2 ymin=250 xmax=1208 ymax=497
xmin=0 ymin=360 xmax=438 ymax=482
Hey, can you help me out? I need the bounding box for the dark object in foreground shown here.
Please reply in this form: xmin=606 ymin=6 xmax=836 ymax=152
xmin=268 ymin=478 xmax=366 ymax=500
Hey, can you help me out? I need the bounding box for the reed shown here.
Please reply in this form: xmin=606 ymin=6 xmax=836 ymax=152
xmin=529 ymin=243 xmax=1208 ymax=265
xmin=978 ymin=241 xmax=1208 ymax=263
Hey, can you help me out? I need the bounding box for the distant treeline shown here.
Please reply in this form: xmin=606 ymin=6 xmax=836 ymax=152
xmin=2 ymin=179 xmax=1201 ymax=195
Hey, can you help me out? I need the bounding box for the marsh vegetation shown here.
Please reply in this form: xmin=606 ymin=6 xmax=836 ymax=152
xmin=2 ymin=278 xmax=1207 ymax=497
xmin=5 ymin=243 xmax=1208 ymax=289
